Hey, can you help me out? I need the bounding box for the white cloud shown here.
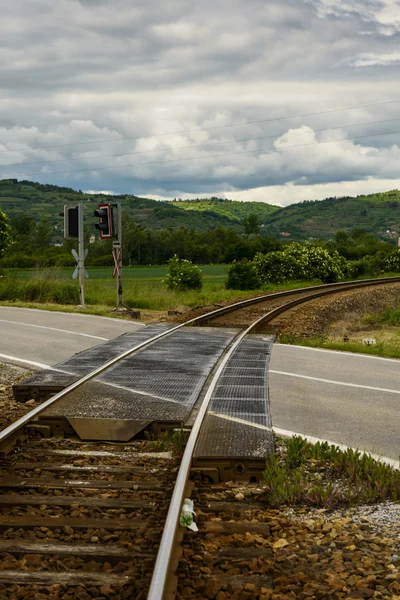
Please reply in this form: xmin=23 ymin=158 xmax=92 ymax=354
xmin=0 ymin=0 xmax=399 ymax=206
xmin=346 ymin=51 xmax=400 ymax=67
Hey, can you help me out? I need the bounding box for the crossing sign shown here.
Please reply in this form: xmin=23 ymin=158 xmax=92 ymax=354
xmin=72 ymin=249 xmax=89 ymax=279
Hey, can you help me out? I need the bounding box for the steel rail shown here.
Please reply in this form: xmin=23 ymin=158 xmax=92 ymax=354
xmin=0 ymin=276 xmax=399 ymax=447
xmin=147 ymin=314 xmax=267 ymax=599
xmin=147 ymin=277 xmax=400 ymax=599
xmin=192 ymin=276 xmax=400 ymax=322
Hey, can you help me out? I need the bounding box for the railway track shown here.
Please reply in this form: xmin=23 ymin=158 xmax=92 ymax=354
xmin=0 ymin=276 xmax=399 ymax=599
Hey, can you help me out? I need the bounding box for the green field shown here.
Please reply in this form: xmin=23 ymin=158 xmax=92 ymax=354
xmin=6 ymin=264 xmax=229 ymax=283
xmin=0 ymin=266 xmax=323 ymax=314
xmin=1 ymin=264 xmax=247 ymax=312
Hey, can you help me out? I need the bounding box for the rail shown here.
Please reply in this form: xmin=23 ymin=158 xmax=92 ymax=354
xmin=147 ymin=276 xmax=400 ymax=599
xmin=1 ymin=275 xmax=399 ymax=449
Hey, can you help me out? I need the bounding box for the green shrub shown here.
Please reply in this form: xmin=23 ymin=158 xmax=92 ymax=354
xmin=225 ymin=260 xmax=261 ymax=290
xmin=165 ymin=255 xmax=203 ymax=291
xmin=254 ymin=243 xmax=347 ymax=284
xmin=383 ymin=248 xmax=400 ymax=272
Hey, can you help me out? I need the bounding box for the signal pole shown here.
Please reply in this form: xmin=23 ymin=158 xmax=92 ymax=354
xmin=112 ymin=202 xmax=123 ymax=309
xmin=78 ymin=202 xmax=85 ymax=307
xmin=63 ymin=203 xmax=87 ymax=308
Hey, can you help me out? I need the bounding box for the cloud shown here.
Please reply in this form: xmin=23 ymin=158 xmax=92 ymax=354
xmin=0 ymin=0 xmax=399 ymax=206
xmin=346 ymin=51 xmax=400 ymax=67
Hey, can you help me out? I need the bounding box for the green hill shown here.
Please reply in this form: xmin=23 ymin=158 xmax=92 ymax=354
xmin=171 ymin=197 xmax=279 ymax=223
xmin=263 ymin=190 xmax=400 ymax=240
xmin=1 ymin=179 xmax=399 ymax=243
xmin=0 ymin=179 xmax=250 ymax=241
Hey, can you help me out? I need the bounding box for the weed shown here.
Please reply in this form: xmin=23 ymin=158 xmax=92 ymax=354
xmin=279 ymin=334 xmax=400 ymax=360
xmin=144 ymin=428 xmax=189 ymax=455
xmin=263 ymin=437 xmax=400 ymax=508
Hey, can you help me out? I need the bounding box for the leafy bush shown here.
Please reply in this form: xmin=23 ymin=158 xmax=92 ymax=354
xmin=165 ymin=255 xmax=203 ymax=291
xmin=254 ymin=243 xmax=347 ymax=284
xmin=382 ymin=248 xmax=400 ymax=273
xmin=226 ymin=260 xmax=261 ymax=290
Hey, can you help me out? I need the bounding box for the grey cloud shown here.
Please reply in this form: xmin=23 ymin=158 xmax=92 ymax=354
xmin=0 ymin=0 xmax=399 ymax=201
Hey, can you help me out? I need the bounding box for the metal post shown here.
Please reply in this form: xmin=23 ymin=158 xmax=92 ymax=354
xmin=116 ymin=202 xmax=123 ymax=308
xmin=78 ymin=202 xmax=85 ymax=307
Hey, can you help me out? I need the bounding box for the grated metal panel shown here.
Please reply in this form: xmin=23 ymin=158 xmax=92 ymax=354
xmin=194 ymin=413 xmax=274 ymax=459
xmin=194 ymin=335 xmax=274 ymax=460
xmin=41 ymin=327 xmax=237 ymax=428
xmin=13 ymin=324 xmax=171 ymax=394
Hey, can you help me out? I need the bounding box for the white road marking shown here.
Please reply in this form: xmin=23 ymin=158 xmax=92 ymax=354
xmin=270 ymin=369 xmax=400 ymax=395
xmin=273 ymin=427 xmax=400 ymax=470
xmin=0 ymin=354 xmax=54 ymax=370
xmin=0 ymin=319 xmax=108 ymax=340
xmin=274 ymin=343 xmax=400 ymax=363
xmin=0 ymin=306 xmax=146 ymax=326
xmin=208 ymin=411 xmax=272 ymax=431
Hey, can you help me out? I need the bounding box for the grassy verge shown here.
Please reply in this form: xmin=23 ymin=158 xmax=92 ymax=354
xmin=0 ymin=269 xmax=322 ymax=315
xmin=263 ymin=436 xmax=399 ymax=508
xmin=279 ymin=334 xmax=400 ymax=360
xmin=365 ymin=306 xmax=400 ymax=325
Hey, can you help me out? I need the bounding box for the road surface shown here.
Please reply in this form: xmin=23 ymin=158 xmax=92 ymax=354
xmin=0 ymin=306 xmax=144 ymax=366
xmin=1 ymin=307 xmax=398 ymax=461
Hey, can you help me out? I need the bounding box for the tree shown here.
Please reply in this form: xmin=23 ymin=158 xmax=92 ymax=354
xmin=243 ymin=213 xmax=261 ymax=237
xmin=0 ymin=208 xmax=11 ymax=258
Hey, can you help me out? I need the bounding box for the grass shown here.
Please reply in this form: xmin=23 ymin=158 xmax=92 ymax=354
xmin=0 ymin=268 xmax=323 ymax=314
xmin=365 ymin=306 xmax=400 ymax=326
xmin=279 ymin=334 xmax=400 ymax=360
xmin=145 ymin=428 xmax=189 ymax=455
xmin=263 ymin=436 xmax=400 ymax=508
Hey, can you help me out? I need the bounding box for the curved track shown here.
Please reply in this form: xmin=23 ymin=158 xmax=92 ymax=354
xmin=0 ymin=276 xmax=399 ymax=599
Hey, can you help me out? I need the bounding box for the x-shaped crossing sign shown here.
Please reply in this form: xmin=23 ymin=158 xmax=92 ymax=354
xmin=71 ymin=249 xmax=89 ymax=279
xmin=112 ymin=242 xmax=121 ymax=279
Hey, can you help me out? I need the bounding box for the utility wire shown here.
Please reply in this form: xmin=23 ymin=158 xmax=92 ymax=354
xmin=0 ymin=99 xmax=399 ymax=155
xmin=18 ymin=127 xmax=400 ymax=178
xmin=3 ymin=116 xmax=400 ymax=169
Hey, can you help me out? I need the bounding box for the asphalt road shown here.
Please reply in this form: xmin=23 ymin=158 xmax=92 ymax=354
xmin=269 ymin=344 xmax=399 ymax=462
xmin=0 ymin=306 xmax=144 ymax=367
xmin=1 ymin=307 xmax=398 ymax=461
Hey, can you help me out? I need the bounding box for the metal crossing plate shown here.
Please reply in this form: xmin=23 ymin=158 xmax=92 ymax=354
xmin=194 ymin=335 xmax=274 ymax=464
xmin=40 ymin=327 xmax=238 ymax=440
xmin=13 ymin=324 xmax=172 ymax=401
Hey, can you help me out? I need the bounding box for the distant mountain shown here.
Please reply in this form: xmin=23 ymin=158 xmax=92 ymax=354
xmin=263 ymin=190 xmax=400 ymax=240
xmin=1 ymin=179 xmax=399 ymax=243
xmin=0 ymin=179 xmax=253 ymax=241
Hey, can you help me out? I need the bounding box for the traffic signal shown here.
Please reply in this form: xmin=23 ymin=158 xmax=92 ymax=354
xmin=94 ymin=203 xmax=113 ymax=239
xmin=64 ymin=205 xmax=79 ymax=239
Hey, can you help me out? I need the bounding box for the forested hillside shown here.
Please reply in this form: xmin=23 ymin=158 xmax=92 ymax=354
xmin=1 ymin=179 xmax=400 ymax=243
xmin=0 ymin=180 xmax=248 ymax=241
xmin=171 ymin=197 xmax=278 ymax=223
xmin=265 ymin=190 xmax=400 ymax=240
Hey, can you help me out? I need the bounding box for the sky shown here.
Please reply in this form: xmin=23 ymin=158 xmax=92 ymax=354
xmin=1 ymin=0 xmax=400 ymax=207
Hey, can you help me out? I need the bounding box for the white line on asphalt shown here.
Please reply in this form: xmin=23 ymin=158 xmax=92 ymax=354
xmin=273 ymin=427 xmax=400 ymax=470
xmin=0 ymin=306 xmax=146 ymax=326
xmin=0 ymin=319 xmax=108 ymax=340
xmin=0 ymin=354 xmax=54 ymax=370
xmin=270 ymin=369 xmax=400 ymax=394
xmin=208 ymin=411 xmax=272 ymax=431
xmin=274 ymin=343 xmax=400 ymax=363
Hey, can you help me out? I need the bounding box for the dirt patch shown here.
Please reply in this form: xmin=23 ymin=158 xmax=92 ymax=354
xmin=270 ymin=283 xmax=400 ymax=341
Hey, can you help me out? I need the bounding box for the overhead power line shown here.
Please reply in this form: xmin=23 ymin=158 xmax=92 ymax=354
xmin=0 ymin=99 xmax=399 ymax=155
xmin=3 ymin=116 xmax=400 ymax=169
xmin=17 ymin=127 xmax=400 ymax=179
